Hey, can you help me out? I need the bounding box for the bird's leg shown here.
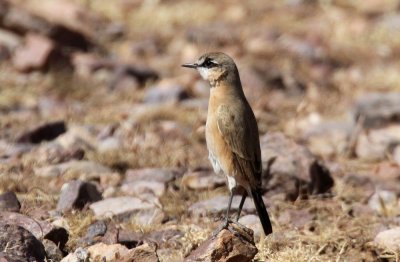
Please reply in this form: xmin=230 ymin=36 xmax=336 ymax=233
xmin=236 ymin=191 xmax=247 ymax=222
xmin=212 ymin=190 xmax=234 ymax=238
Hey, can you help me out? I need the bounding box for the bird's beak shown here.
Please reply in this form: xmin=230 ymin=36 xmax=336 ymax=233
xmin=181 ymin=63 xmax=198 ymax=69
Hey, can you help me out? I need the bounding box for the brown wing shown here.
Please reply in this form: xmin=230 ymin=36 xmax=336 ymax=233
xmin=216 ymin=104 xmax=262 ymax=186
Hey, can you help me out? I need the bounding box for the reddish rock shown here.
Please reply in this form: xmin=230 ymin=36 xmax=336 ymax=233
xmin=182 ymin=169 xmax=225 ymax=190
xmin=87 ymin=243 xmax=129 ymax=261
xmin=12 ymin=33 xmax=55 ymax=72
xmin=278 ymin=209 xmax=314 ymax=229
xmin=185 ymin=222 xmax=257 ymax=262
xmin=121 ymin=243 xmax=160 ymax=262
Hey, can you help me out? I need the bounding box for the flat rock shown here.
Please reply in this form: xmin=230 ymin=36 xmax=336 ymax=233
xmin=57 ymin=180 xmax=102 ymax=212
xmin=0 ymin=224 xmax=46 ymax=262
xmin=89 ymin=196 xmax=156 ymax=219
xmin=33 ymin=143 xmax=84 ymax=165
xmin=34 ymin=160 xmax=111 ymax=177
xmin=184 ymin=222 xmax=258 ymax=262
xmin=238 ymin=214 xmax=263 ymax=241
xmin=261 ymin=132 xmax=334 ymax=200
xmin=16 ymin=120 xmax=66 ymax=144
xmin=189 ymin=195 xmax=255 ymax=217
xmin=144 ymin=82 xmax=189 ymax=104
xmin=0 ymin=211 xmax=68 ymax=249
xmin=121 ymin=180 xmax=165 ymax=197
xmin=374 ymin=227 xmax=400 ymax=251
xmin=121 ymin=243 xmax=160 ymax=262
xmin=353 ymin=92 xmax=400 ymax=128
xmin=0 ymin=191 xmax=20 ymax=212
xmin=181 ymin=169 xmax=225 ymax=190
xmin=125 ymin=168 xmax=181 ymax=184
xmin=12 ymin=33 xmax=55 ymax=72
xmin=81 ymin=220 xmax=107 ymax=245
xmin=355 ymin=125 xmax=400 ymax=160
xmin=88 ymin=243 xmax=129 ymax=261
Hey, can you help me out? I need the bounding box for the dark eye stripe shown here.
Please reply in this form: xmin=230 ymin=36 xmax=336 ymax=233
xmin=203 ymin=59 xmax=216 ymax=68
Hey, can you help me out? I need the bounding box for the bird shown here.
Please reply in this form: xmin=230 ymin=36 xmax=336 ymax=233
xmin=182 ymin=52 xmax=273 ymax=236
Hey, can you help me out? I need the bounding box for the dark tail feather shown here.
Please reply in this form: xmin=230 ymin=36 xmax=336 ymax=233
xmin=251 ymin=189 xmax=273 ymax=235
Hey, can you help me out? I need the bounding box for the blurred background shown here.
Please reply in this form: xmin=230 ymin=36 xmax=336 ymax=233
xmin=1 ymin=0 xmax=400 ymax=261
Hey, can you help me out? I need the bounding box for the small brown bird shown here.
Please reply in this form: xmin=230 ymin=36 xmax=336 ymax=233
xmin=182 ymin=52 xmax=273 ymax=235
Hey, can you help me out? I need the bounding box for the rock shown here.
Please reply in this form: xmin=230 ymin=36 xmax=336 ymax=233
xmin=0 ymin=212 xmax=69 ymax=249
xmin=34 ymin=160 xmax=112 ymax=178
xmin=42 ymin=239 xmax=63 ymax=262
xmin=278 ymin=209 xmax=314 ymax=229
xmin=261 ymin=132 xmax=334 ymax=200
xmin=87 ymin=243 xmax=129 ymax=261
xmin=60 ymin=247 xmax=89 ymax=262
xmin=189 ymin=195 xmax=255 ymax=217
xmin=121 ymin=180 xmax=166 ymax=197
xmin=181 ymin=169 xmax=225 ymax=190
xmin=97 ymin=137 xmax=122 ymax=153
xmin=57 ymin=180 xmax=102 ymax=213
xmin=81 ymin=220 xmax=107 ymax=245
xmin=368 ymin=190 xmax=398 ymax=216
xmin=353 ymin=92 xmax=400 ymax=128
xmin=125 ymin=168 xmax=180 ymax=184
xmin=121 ymin=243 xmax=159 ymax=262
xmin=0 ymin=140 xmax=34 ymax=160
xmin=16 ymin=120 xmax=66 ymax=144
xmin=34 ymin=143 xmax=84 ymax=165
xmin=12 ymin=33 xmax=55 ymax=72
xmin=89 ymin=196 xmax=156 ymax=219
xmin=184 ymin=222 xmax=258 ymax=262
xmin=117 ymin=230 xmax=144 ymax=249
xmin=144 ymin=82 xmax=189 ymax=104
xmin=0 ymin=224 xmax=46 ymax=262
xmin=130 ymin=207 xmax=165 ymax=227
xmin=374 ymin=227 xmax=400 ymax=251
xmin=0 ymin=192 xmax=20 ymax=212
xmin=0 ymin=29 xmax=21 ymax=50
xmin=146 ymin=229 xmax=183 ymax=247
xmin=238 ymin=215 xmax=263 ymax=241
xmin=355 ymin=125 xmax=400 ymax=160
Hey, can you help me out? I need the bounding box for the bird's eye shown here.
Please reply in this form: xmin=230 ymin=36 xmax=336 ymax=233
xmin=203 ymin=59 xmax=216 ymax=68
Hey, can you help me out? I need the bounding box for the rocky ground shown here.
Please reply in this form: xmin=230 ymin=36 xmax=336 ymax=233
xmin=1 ymin=0 xmax=400 ymax=261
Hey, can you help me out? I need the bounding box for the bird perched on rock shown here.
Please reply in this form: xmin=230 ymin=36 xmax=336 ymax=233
xmin=182 ymin=52 xmax=273 ymax=235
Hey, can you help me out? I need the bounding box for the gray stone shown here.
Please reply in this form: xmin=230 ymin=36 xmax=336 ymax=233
xmin=0 ymin=224 xmax=46 ymax=262
xmin=57 ymin=180 xmax=102 ymax=212
xmin=374 ymin=227 xmax=400 ymax=251
xmin=368 ymin=190 xmax=398 ymax=216
xmin=34 ymin=160 xmax=112 ymax=177
xmin=125 ymin=168 xmax=181 ymax=184
xmin=144 ymin=84 xmax=189 ymax=104
xmin=89 ymin=196 xmax=156 ymax=219
xmin=181 ymin=169 xmax=225 ymax=190
xmin=43 ymin=239 xmax=63 ymax=262
xmin=0 ymin=192 xmax=20 ymax=212
xmin=121 ymin=180 xmax=165 ymax=197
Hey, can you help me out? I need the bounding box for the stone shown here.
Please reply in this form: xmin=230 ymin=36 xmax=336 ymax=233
xmin=181 ymin=169 xmax=225 ymax=190
xmin=42 ymin=239 xmax=63 ymax=262
xmin=185 ymin=222 xmax=258 ymax=262
xmin=125 ymin=168 xmax=180 ymax=184
xmin=0 ymin=192 xmax=20 ymax=212
xmin=34 ymin=143 xmax=84 ymax=165
xmin=278 ymin=209 xmax=314 ymax=229
xmin=16 ymin=120 xmax=66 ymax=144
xmin=238 ymin=215 xmax=263 ymax=241
xmin=0 ymin=224 xmax=46 ymax=262
xmin=82 ymin=220 xmax=107 ymax=245
xmin=374 ymin=227 xmax=400 ymax=251
xmin=87 ymin=243 xmax=129 ymax=261
xmin=368 ymin=190 xmax=398 ymax=216
xmin=0 ymin=212 xmax=69 ymax=249
xmin=189 ymin=195 xmax=255 ymax=217
xmin=34 ymin=160 xmax=111 ymax=178
xmin=355 ymin=125 xmax=400 ymax=160
xmin=144 ymin=83 xmax=189 ymax=104
xmin=121 ymin=180 xmax=165 ymax=197
xmin=117 ymin=230 xmax=144 ymax=249
xmin=57 ymin=180 xmax=102 ymax=212
xmin=146 ymin=229 xmax=183 ymax=247
xmin=353 ymin=92 xmax=400 ymax=128
xmin=89 ymin=196 xmax=156 ymax=219
xmin=60 ymin=247 xmax=89 ymax=262
xmin=261 ymin=132 xmax=334 ymax=200
xmin=121 ymin=243 xmax=159 ymax=262
xmin=12 ymin=33 xmax=55 ymax=72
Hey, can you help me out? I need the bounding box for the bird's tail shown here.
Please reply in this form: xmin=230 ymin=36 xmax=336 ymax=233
xmin=251 ymin=189 xmax=273 ymax=235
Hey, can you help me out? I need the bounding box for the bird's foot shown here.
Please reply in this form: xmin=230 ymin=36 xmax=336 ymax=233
xmin=211 ymin=219 xmax=252 ymax=243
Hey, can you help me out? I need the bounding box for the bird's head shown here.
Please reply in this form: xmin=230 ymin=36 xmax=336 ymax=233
xmin=182 ymin=52 xmax=239 ymax=87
